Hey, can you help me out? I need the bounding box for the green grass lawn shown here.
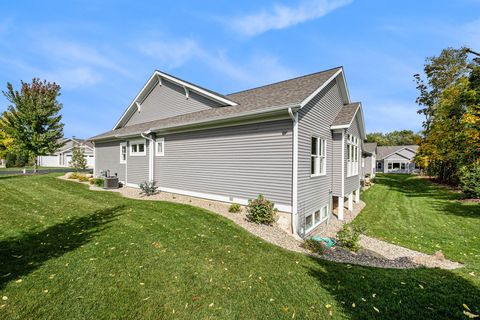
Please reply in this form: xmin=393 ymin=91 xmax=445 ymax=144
xmin=355 ymin=174 xmax=480 ymax=287
xmin=0 ymin=166 xmax=67 ymax=172
xmin=0 ymin=174 xmax=479 ymax=319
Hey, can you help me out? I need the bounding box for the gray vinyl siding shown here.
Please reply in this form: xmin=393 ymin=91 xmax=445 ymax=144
xmin=345 ymin=114 xmax=361 ymax=195
xmin=125 ymin=79 xmax=222 ymax=127
xmin=297 ymin=79 xmax=344 ymax=235
xmin=398 ymin=148 xmax=416 ymax=158
xmin=126 ymin=139 xmax=150 ymax=185
xmin=153 ymin=120 xmax=292 ymax=208
xmin=94 ymin=141 xmax=126 ymax=181
xmin=332 ymin=132 xmax=343 ymax=196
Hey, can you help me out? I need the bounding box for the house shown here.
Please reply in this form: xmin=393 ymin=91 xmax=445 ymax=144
xmin=361 ymin=142 xmax=377 ymax=178
xmin=89 ymin=67 xmax=366 ymax=237
xmin=376 ymin=145 xmax=419 ymax=174
xmin=37 ymin=137 xmax=95 ymax=168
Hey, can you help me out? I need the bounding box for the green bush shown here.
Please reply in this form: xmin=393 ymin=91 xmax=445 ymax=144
xmin=68 ymin=172 xmax=80 ymax=179
xmin=303 ymin=239 xmax=328 ymax=255
xmin=337 ymin=223 xmax=364 ymax=252
xmin=228 ymin=203 xmax=241 ymax=213
xmin=77 ymin=175 xmax=89 ymax=182
xmin=90 ymin=178 xmax=104 ymax=187
xmin=140 ymin=181 xmax=158 ymax=196
xmin=459 ymin=163 xmax=480 ymax=198
xmin=246 ymin=194 xmax=277 ymax=225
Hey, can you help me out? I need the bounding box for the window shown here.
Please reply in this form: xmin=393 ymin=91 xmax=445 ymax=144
xmin=401 ymin=163 xmax=406 ymax=170
xmin=377 ymin=162 xmax=382 ymax=170
xmin=392 ymin=163 xmax=400 ymax=169
xmin=120 ymin=142 xmax=127 ymax=164
xmin=155 ymin=138 xmax=165 ymax=157
xmin=347 ymin=134 xmax=359 ymax=176
xmin=311 ymin=137 xmax=326 ymax=176
xmin=130 ymin=139 xmax=146 ymax=156
xmin=388 ymin=163 xmax=393 ymax=170
xmin=305 ymin=205 xmax=329 ymax=233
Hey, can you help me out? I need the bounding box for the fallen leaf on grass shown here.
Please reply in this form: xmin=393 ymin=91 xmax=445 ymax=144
xmin=352 ymin=303 xmax=356 ymax=308
xmin=418 ymin=284 xmax=424 ymax=289
xmin=2 ymin=296 xmax=7 ymax=301
xmin=43 ymin=289 xmax=48 ymax=293
xmin=373 ymin=306 xmax=380 ymax=313
xmin=15 ymin=279 xmax=22 ymax=283
xmin=464 ymin=311 xmax=479 ymax=319
xmin=209 ymin=303 xmax=214 ymax=307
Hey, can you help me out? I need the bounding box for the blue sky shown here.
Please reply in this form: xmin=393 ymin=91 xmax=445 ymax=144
xmin=0 ymin=0 xmax=479 ymax=138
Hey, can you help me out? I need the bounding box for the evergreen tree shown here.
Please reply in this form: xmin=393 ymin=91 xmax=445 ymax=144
xmin=69 ymin=146 xmax=87 ymax=171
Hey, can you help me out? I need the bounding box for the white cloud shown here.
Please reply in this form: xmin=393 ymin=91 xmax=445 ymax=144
xmin=139 ymin=38 xmax=296 ymax=88
xmin=140 ymin=38 xmax=201 ymax=69
xmin=41 ymin=66 xmax=102 ymax=89
xmin=230 ymin=0 xmax=352 ymax=36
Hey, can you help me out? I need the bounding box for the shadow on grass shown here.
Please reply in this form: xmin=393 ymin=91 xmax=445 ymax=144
xmin=307 ymin=258 xmax=480 ymax=319
xmin=374 ymin=174 xmax=480 ymax=218
xmin=0 ymin=205 xmax=125 ymax=290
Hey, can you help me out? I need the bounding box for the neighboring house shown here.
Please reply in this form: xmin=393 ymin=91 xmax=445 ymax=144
xmin=37 ymin=137 xmax=95 ymax=168
xmin=376 ymin=145 xmax=419 ymax=174
xmin=89 ymin=67 xmax=366 ymax=237
xmin=361 ymin=142 xmax=377 ymax=178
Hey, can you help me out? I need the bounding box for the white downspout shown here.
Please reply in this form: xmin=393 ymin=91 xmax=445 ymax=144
xmin=141 ymin=130 xmax=155 ymax=182
xmin=288 ymin=107 xmax=299 ymax=237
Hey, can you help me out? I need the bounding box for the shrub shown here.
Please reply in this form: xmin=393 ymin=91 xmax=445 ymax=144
xmin=69 ymin=146 xmax=87 ymax=170
xmin=90 ymin=178 xmax=104 ymax=187
xmin=68 ymin=172 xmax=80 ymax=179
xmin=140 ymin=180 xmax=158 ymax=196
xmin=246 ymin=194 xmax=277 ymax=225
xmin=303 ymin=239 xmax=328 ymax=255
xmin=77 ymin=175 xmax=89 ymax=182
xmin=228 ymin=203 xmax=241 ymax=213
xmin=459 ymin=163 xmax=480 ymax=198
xmin=337 ymin=223 xmax=364 ymax=252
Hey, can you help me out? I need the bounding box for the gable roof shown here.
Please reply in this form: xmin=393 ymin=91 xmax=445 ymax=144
xmin=376 ymin=145 xmax=419 ymax=160
xmin=330 ymin=102 xmax=366 ymax=140
xmin=113 ymin=70 xmax=240 ymax=130
xmin=90 ymin=67 xmax=352 ymax=141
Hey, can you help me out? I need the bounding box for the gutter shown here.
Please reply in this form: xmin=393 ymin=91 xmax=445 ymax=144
xmin=288 ymin=107 xmax=300 ymax=238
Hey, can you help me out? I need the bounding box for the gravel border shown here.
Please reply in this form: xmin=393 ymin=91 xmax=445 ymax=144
xmin=58 ymin=175 xmax=463 ymax=270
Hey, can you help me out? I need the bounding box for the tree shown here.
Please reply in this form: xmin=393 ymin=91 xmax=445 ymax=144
xmin=2 ymin=78 xmax=64 ymax=172
xmin=366 ymin=130 xmax=421 ymax=146
xmin=414 ymin=47 xmax=479 ymax=184
xmin=0 ymin=126 xmax=14 ymax=160
xmin=69 ymin=145 xmax=87 ymax=171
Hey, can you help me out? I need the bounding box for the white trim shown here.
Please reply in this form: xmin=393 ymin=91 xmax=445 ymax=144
xmin=310 ymin=136 xmax=327 ymax=177
xmin=288 ymin=107 xmax=299 ymax=236
xmin=135 ymin=101 xmax=141 ymax=112
xmin=155 ymin=138 xmax=165 ymax=157
xmin=119 ymin=142 xmax=127 ymax=164
xmin=380 ymin=147 xmax=417 ymax=161
xmin=113 ymin=70 xmax=238 ymax=130
xmin=129 ymin=139 xmax=146 ymax=156
xmin=330 ymin=103 xmax=366 ymax=140
xmin=93 ymin=141 xmax=97 ymax=176
xmin=341 ymin=130 xmax=345 ymax=197
xmin=140 ymin=186 xmax=291 ymax=213
xmin=304 ymin=205 xmax=329 ymax=234
xmin=300 ymin=68 xmax=344 ymax=108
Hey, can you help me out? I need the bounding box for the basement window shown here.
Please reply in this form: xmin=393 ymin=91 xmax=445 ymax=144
xmin=305 ymin=205 xmax=329 ymax=233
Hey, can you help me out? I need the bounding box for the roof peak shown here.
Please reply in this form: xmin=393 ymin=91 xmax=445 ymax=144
xmin=226 ymin=66 xmax=342 ymax=97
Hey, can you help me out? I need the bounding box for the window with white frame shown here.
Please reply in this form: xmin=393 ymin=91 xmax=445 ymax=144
xmin=305 ymin=205 xmax=329 ymax=233
xmin=155 ymin=138 xmax=164 ymax=157
xmin=388 ymin=162 xmax=393 ymax=170
xmin=120 ymin=142 xmax=127 ymax=164
xmin=347 ymin=134 xmax=359 ymax=177
xmin=130 ymin=139 xmax=146 ymax=156
xmin=311 ymin=137 xmax=326 ymax=176
xmin=377 ymin=162 xmax=382 ymax=170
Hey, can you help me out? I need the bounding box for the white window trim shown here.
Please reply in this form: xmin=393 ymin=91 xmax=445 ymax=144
xmin=311 ymin=136 xmax=327 ymax=177
xmin=305 ymin=205 xmax=329 ymax=233
xmin=155 ymin=138 xmax=165 ymax=157
xmin=120 ymin=142 xmax=127 ymax=164
xmin=347 ymin=134 xmax=359 ymax=177
xmin=130 ymin=139 xmax=146 ymax=157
